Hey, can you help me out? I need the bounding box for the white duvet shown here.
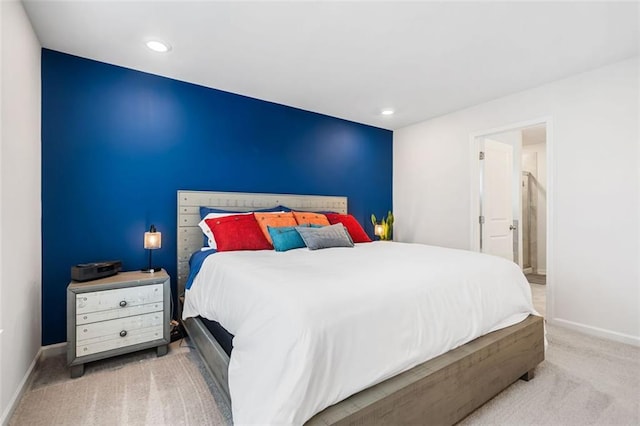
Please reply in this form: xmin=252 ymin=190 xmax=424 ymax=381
xmin=183 ymin=242 xmax=537 ymax=425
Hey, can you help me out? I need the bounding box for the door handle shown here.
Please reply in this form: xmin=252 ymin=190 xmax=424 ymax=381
xmin=509 ymin=225 xmax=517 ymax=230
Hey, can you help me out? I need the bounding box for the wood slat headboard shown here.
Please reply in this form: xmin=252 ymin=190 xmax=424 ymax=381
xmin=176 ymin=190 xmax=348 ymax=296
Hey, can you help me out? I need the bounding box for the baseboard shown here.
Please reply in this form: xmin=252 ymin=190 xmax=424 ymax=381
xmin=41 ymin=342 xmax=67 ymax=359
xmin=551 ymin=318 xmax=640 ymax=347
xmin=0 ymin=342 xmax=67 ymax=426
xmin=536 ymin=269 xmax=547 ymax=275
xmin=522 ymin=267 xmax=533 ymax=274
xmin=0 ymin=349 xmax=40 ymax=425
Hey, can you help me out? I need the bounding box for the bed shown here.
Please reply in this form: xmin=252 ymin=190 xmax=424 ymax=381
xmin=177 ymin=190 xmax=544 ymax=425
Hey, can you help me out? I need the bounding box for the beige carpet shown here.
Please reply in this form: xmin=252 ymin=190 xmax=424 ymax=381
xmin=10 ymin=323 xmax=639 ymax=426
xmin=9 ymin=341 xmax=231 ymax=426
xmin=460 ymin=323 xmax=640 ymax=425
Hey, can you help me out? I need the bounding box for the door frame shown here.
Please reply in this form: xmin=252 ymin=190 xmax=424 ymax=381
xmin=468 ymin=117 xmax=554 ymax=318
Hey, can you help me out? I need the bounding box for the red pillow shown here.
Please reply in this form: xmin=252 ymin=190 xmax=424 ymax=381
xmin=324 ymin=213 xmax=372 ymax=243
xmin=205 ymin=214 xmax=272 ymax=252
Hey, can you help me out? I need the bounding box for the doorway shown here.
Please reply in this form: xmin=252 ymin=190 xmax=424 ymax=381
xmin=520 ymin=124 xmax=547 ymax=283
xmin=471 ymin=120 xmax=549 ymax=317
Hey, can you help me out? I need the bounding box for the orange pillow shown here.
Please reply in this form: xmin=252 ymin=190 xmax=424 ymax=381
xmin=293 ymin=211 xmax=330 ymax=226
xmin=254 ymin=212 xmax=297 ymax=244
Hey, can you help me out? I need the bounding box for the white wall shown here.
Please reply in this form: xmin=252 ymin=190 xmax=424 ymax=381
xmin=394 ymin=57 xmax=639 ymax=345
xmin=522 ymin=142 xmax=547 ymax=273
xmin=0 ymin=1 xmax=42 ymax=422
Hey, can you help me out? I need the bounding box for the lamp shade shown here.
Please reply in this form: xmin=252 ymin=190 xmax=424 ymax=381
xmin=144 ymin=225 xmax=162 ymax=249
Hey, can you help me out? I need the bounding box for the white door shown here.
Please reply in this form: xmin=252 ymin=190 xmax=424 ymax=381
xmin=481 ymin=138 xmax=514 ymax=261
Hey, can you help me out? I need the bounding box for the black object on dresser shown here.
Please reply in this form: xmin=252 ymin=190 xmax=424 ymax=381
xmin=71 ymin=260 xmax=122 ymax=282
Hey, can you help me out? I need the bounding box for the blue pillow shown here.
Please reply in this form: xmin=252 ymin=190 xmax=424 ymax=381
xmin=199 ymin=205 xmax=291 ymax=219
xmin=295 ymin=223 xmax=354 ymax=250
xmin=267 ymin=226 xmax=306 ymax=252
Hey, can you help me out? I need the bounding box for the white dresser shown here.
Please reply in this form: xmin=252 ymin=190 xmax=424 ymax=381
xmin=66 ymin=270 xmax=171 ymax=378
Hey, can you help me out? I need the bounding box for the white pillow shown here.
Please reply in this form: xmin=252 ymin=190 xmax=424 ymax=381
xmin=198 ymin=211 xmax=286 ymax=249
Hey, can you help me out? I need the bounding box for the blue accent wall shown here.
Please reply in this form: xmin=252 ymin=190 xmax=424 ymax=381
xmin=41 ymin=49 xmax=392 ymax=345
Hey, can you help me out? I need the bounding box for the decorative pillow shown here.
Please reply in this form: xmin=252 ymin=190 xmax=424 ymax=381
xmin=198 ymin=206 xmax=291 ymax=248
xmin=267 ymin=226 xmax=306 ymax=252
xmin=198 ymin=205 xmax=291 ymax=247
xmin=205 ymin=214 xmax=272 ymax=252
xmin=295 ymin=223 xmax=355 ymax=250
xmin=292 ymin=211 xmax=330 ymax=226
xmin=324 ymin=213 xmax=372 ymax=243
xmin=254 ymin=212 xmax=297 ymax=244
xmin=199 ymin=212 xmax=252 ymax=249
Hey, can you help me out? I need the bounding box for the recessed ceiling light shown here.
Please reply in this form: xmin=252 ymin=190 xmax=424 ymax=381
xmin=381 ymin=109 xmax=395 ymax=116
xmin=146 ymin=40 xmax=171 ymax=53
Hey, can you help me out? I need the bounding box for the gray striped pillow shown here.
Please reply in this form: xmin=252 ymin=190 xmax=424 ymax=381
xmin=295 ymin=223 xmax=355 ymax=250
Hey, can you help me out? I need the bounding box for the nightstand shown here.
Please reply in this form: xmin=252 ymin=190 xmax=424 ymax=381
xmin=66 ymin=269 xmax=171 ymax=378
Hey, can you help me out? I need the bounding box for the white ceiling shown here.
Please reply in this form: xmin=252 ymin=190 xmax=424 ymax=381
xmin=23 ymin=1 xmax=639 ymax=130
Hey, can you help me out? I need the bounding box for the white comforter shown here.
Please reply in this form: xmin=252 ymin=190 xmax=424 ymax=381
xmin=183 ymin=242 xmax=536 ymax=425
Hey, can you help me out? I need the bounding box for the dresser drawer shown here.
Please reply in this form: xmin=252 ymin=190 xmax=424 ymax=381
xmin=76 ymin=311 xmax=164 ymax=342
xmin=76 ymin=301 xmax=163 ymax=325
xmin=76 ymin=311 xmax=164 ymax=356
xmin=76 ymin=283 xmax=163 ymax=315
xmin=76 ymin=325 xmax=164 ymax=357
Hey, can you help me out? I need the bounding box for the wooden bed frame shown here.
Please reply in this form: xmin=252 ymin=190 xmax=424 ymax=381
xmin=177 ymin=190 xmax=545 ymax=425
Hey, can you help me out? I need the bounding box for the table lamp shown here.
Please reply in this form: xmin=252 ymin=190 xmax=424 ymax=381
xmin=142 ymin=224 xmax=161 ymax=273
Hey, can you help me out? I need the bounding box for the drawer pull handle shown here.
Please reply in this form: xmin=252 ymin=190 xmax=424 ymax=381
xmin=119 ymin=300 xmax=127 ymax=307
xmin=120 ymin=330 xmax=127 ymax=337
